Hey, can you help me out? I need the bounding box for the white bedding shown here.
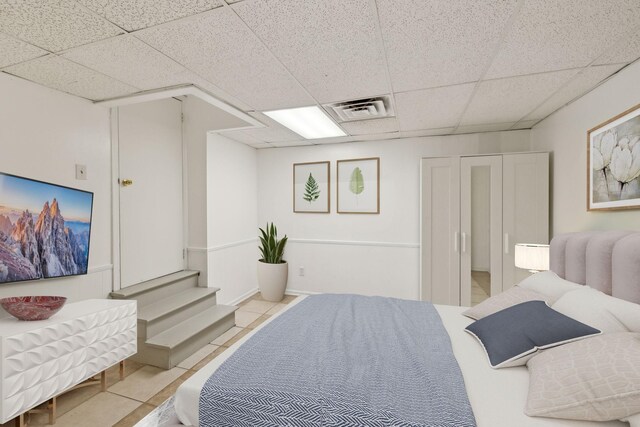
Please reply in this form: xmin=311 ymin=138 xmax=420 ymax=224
xmin=175 ymin=296 xmax=627 ymax=427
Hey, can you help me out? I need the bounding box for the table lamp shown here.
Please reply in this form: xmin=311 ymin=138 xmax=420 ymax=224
xmin=514 ymin=243 xmax=550 ymax=273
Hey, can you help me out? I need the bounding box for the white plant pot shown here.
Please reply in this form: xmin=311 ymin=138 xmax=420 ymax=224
xmin=257 ymin=261 xmax=288 ymax=302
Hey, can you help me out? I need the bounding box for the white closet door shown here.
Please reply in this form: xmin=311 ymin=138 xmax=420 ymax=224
xmin=502 ymin=153 xmax=549 ymax=290
xmin=421 ymin=157 xmax=460 ymax=304
xmin=460 ymin=156 xmax=502 ymax=307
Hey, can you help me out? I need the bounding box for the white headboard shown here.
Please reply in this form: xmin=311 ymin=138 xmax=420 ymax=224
xmin=550 ymin=231 xmax=640 ymax=304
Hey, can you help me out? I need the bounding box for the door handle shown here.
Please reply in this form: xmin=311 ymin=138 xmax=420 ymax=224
xmin=121 ymin=179 xmax=133 ymax=187
xmin=504 ymin=233 xmax=510 ymax=254
xmin=461 ymin=232 xmax=467 ymax=254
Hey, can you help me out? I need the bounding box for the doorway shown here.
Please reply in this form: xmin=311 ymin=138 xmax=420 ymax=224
xmin=115 ymin=98 xmax=185 ymax=288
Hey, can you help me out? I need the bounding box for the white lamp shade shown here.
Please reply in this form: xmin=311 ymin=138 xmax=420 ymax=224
xmin=514 ymin=244 xmax=550 ymax=271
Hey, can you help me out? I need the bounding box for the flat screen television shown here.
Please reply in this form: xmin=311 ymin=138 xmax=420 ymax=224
xmin=0 ymin=172 xmax=94 ymax=284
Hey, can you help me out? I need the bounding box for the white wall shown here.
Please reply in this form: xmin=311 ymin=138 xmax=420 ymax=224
xmin=0 ymin=73 xmax=113 ymax=303
xmin=205 ymin=134 xmax=258 ymax=305
xmin=182 ymin=95 xmax=259 ymax=304
xmin=531 ymin=61 xmax=640 ymax=235
xmin=258 ymin=131 xmax=530 ymax=299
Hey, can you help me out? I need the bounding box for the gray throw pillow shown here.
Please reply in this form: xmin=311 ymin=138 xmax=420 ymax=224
xmin=465 ymin=301 xmax=601 ymax=368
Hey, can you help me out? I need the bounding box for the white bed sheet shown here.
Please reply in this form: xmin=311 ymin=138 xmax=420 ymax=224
xmin=175 ymin=297 xmax=627 ymax=427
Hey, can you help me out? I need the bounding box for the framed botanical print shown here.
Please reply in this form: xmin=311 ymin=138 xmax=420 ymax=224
xmin=337 ymin=157 xmax=380 ymax=214
xmin=588 ymin=103 xmax=640 ymax=211
xmin=293 ymin=161 xmax=330 ymax=213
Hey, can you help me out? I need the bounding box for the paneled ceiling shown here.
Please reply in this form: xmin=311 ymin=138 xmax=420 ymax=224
xmin=2 ymin=0 xmax=640 ymax=148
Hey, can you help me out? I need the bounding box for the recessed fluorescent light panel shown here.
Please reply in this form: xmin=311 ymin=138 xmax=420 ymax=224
xmin=264 ymin=106 xmax=346 ymax=139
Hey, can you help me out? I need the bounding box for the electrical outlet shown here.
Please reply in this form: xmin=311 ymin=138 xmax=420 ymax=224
xmin=299 ymin=266 xmax=305 ymax=276
xmin=75 ymin=164 xmax=87 ymax=180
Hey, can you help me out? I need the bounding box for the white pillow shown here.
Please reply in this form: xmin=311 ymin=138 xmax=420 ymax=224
xmin=552 ymin=287 xmax=640 ymax=334
xmin=526 ymin=332 xmax=640 ymax=422
xmin=463 ymin=286 xmax=548 ymax=320
xmin=517 ymin=271 xmax=583 ymax=304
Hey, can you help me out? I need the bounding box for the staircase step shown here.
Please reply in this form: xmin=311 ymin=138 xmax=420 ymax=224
xmin=134 ymin=304 xmax=237 ymax=369
xmin=138 ymin=287 xmax=220 ymax=340
xmin=110 ymin=270 xmax=199 ymax=306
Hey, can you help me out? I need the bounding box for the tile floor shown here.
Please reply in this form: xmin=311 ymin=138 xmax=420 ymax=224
xmin=1 ymin=292 xmax=297 ymax=427
xmin=471 ymin=271 xmax=491 ymax=306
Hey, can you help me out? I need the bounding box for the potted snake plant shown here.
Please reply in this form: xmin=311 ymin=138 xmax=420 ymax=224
xmin=257 ymin=223 xmax=289 ymax=302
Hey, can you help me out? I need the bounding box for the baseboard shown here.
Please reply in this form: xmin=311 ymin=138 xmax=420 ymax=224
xmin=227 ymin=287 xmax=259 ymax=306
xmin=285 ymin=288 xmax=320 ymax=296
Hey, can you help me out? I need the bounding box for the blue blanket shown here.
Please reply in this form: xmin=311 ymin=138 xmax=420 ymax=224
xmin=200 ymin=294 xmax=476 ymax=427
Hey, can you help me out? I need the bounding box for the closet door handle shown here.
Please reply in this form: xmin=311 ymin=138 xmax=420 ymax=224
xmin=504 ymin=233 xmax=510 ymax=254
xmin=454 ymin=232 xmax=459 ymax=253
xmin=461 ymin=232 xmax=467 ymax=254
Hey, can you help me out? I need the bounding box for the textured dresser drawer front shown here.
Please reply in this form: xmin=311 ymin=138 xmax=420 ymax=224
xmin=4 ymin=350 xmax=85 ymax=400
xmin=86 ymin=314 xmax=137 ymax=375
xmin=0 ymin=300 xmax=137 ymax=423
xmin=4 ymin=335 xmax=85 ymax=375
xmin=3 ymin=365 xmax=87 ymax=421
xmin=4 ymin=320 xmax=86 ymax=357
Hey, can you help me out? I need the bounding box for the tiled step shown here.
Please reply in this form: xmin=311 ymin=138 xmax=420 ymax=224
xmin=138 ymin=287 xmax=220 ymax=340
xmin=134 ymin=304 xmax=237 ymax=369
xmin=110 ymin=270 xmax=199 ymax=307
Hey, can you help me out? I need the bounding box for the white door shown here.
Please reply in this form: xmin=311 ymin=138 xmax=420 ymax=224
xmin=460 ymin=156 xmax=503 ymax=307
xmin=421 ymin=157 xmax=460 ymax=305
xmin=502 ymin=153 xmax=549 ymax=290
xmin=118 ymin=98 xmax=184 ymax=287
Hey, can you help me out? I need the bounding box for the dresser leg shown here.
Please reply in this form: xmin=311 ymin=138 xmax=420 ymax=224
xmin=48 ymin=397 xmax=56 ymax=425
xmin=100 ymin=371 xmax=107 ymax=392
xmin=15 ymin=413 xmax=26 ymax=427
xmin=119 ymin=360 xmax=125 ymax=380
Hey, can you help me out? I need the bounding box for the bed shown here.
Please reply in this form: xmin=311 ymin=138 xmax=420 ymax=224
xmin=175 ymin=231 xmax=640 ymax=426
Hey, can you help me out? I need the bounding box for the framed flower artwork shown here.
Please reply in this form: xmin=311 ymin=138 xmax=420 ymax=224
xmin=588 ymin=103 xmax=640 ymax=211
xmin=293 ymin=161 xmax=330 ymax=213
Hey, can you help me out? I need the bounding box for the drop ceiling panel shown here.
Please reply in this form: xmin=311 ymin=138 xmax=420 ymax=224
xmin=524 ymin=64 xmax=625 ymax=121
xmin=62 ymin=35 xmax=191 ymax=90
xmin=512 ymin=120 xmax=540 ymax=129
xmin=0 ymin=0 xmax=123 ymax=52
xmin=250 ymin=142 xmax=273 ymax=149
xmin=460 ymin=69 xmax=578 ymax=125
xmin=3 ymin=55 xmax=139 ymax=100
xmin=377 ymin=0 xmax=519 ymax=92
xmin=232 ymin=0 xmax=389 ymax=103
xmin=270 ymin=140 xmax=314 ymax=148
xmin=395 ymin=83 xmax=475 ymax=131
xmin=399 ymin=128 xmax=456 ymax=138
xmin=455 ymin=123 xmax=516 ymax=134
xmin=237 ymin=112 xmax=305 ymax=143
xmin=485 ymin=0 xmax=640 ymax=79
xmin=218 ymin=130 xmax=264 ymax=145
xmin=341 ymin=117 xmax=399 ymax=136
xmin=75 ymin=0 xmax=224 ymax=32
xmin=0 ymin=34 xmax=48 ymax=68
xmin=135 ymin=8 xmax=314 ymax=111
xmin=309 ymin=135 xmax=356 ymax=145
xmin=595 ymin=30 xmax=640 ymax=65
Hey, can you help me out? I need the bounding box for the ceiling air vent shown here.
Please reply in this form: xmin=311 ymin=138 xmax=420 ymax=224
xmin=323 ymin=95 xmax=394 ymax=123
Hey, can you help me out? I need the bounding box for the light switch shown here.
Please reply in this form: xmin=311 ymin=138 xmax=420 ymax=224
xmin=76 ymin=164 xmax=87 ymax=180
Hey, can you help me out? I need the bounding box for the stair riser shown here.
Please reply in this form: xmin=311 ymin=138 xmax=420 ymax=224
xmin=132 ymin=312 xmax=236 ymax=369
xmin=140 ymin=293 xmax=218 ymax=340
xmin=123 ymin=275 xmax=199 ymax=307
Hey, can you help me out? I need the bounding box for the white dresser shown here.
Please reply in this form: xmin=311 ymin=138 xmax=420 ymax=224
xmin=0 ymin=299 xmax=137 ymax=424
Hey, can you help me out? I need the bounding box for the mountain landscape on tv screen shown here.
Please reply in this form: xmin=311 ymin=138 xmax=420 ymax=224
xmin=0 ymin=198 xmax=90 ymax=283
